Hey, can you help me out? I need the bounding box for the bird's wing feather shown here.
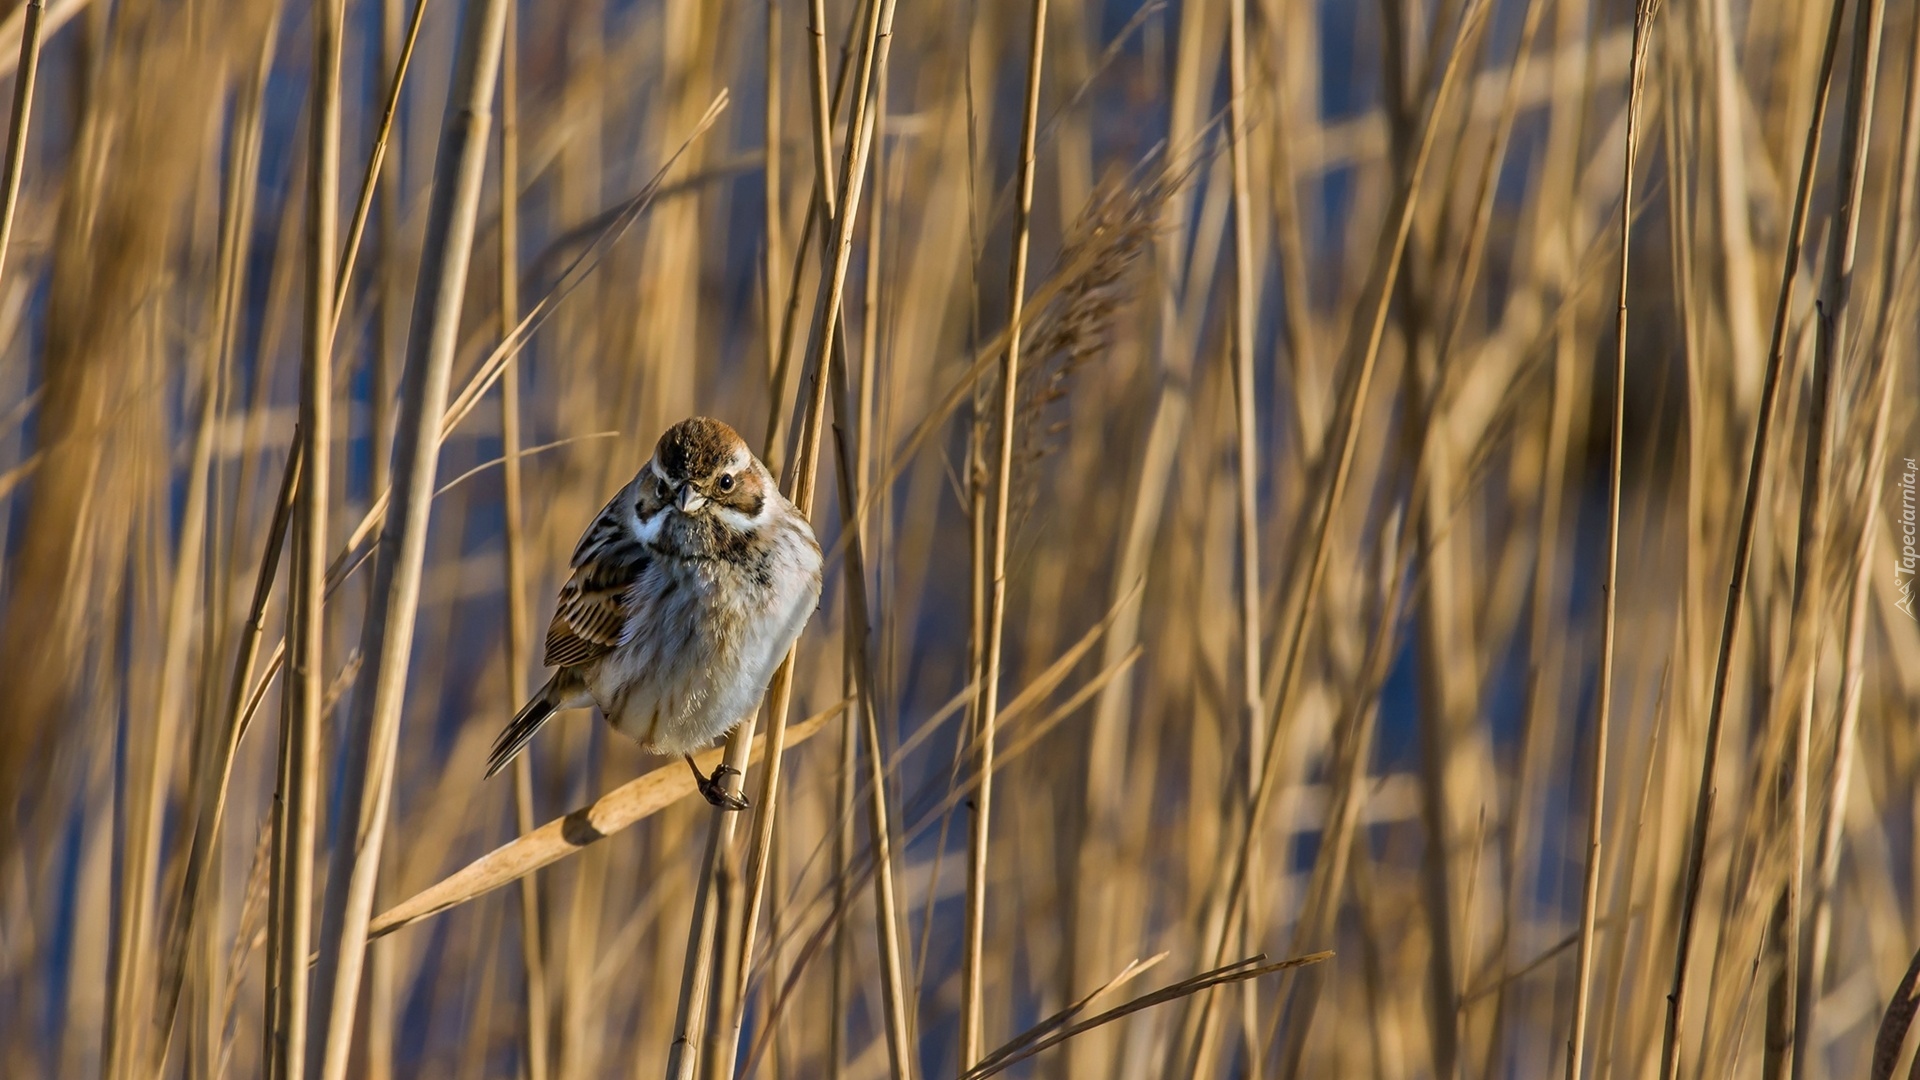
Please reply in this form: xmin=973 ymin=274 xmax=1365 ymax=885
xmin=545 ymin=487 xmax=651 ymax=668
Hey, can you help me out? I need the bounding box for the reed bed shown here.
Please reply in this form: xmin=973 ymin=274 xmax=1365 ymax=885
xmin=2 ymin=0 xmax=1918 ymax=1077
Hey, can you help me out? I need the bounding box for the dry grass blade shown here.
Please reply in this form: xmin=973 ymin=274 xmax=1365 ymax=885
xmin=361 ymin=704 xmax=845 ymax=944
xmin=969 ymin=954 xmax=1167 ymax=1075
xmin=963 ymin=953 xmax=1332 ymax=1080
xmin=328 ymin=0 xmax=428 ymax=333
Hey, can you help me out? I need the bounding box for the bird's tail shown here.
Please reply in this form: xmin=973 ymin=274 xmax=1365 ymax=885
xmin=486 ymin=674 xmax=571 ymax=779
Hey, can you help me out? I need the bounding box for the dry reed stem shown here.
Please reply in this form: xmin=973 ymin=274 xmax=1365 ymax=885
xmin=307 ymin=2 xmax=514 ymax=1073
xmin=1765 ymin=319 xmax=1832 ymax=1080
xmin=1423 ymin=0 xmax=1553 ymax=1063
xmin=0 ymin=0 xmax=73 ymax=81
xmin=270 ymin=1 xmax=342 ymax=1075
xmin=739 ymin=0 xmax=912 ymax=1072
xmin=1273 ymin=497 xmax=1414 ymax=1079
xmin=734 ymin=583 xmax=1144 ymax=1071
xmin=494 ymin=11 xmax=550 ymax=1077
xmin=1567 ymin=4 xmax=1656 ymax=1077
xmin=1657 ymin=0 xmax=1849 ymax=1073
xmin=818 ymin=314 xmax=912 ymax=1077
xmin=365 ymin=706 xmax=843 ymax=944
xmin=960 ymin=0 xmax=1046 ymax=1067
xmin=669 ymin=810 xmax=730 ymax=1080
xmin=1223 ymin=15 xmax=1266 ymax=1063
xmin=763 ymin=0 xmax=782 ymax=390
xmin=329 ymin=0 xmax=427 ymax=336
xmin=1062 ymin=145 xmax=1210 ymax=1080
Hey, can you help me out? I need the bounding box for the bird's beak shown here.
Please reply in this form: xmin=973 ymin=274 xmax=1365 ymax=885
xmin=676 ymin=484 xmax=708 ymax=514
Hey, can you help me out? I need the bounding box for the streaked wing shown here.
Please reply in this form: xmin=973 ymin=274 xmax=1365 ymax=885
xmin=544 ymin=486 xmax=650 ymax=668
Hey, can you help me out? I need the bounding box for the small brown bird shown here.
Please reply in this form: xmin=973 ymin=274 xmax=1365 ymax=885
xmin=486 ymin=417 xmax=823 ymax=809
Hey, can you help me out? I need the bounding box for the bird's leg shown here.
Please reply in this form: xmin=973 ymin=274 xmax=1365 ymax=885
xmin=684 ymin=754 xmax=750 ymax=811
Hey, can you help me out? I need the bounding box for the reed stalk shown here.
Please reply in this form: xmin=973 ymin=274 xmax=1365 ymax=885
xmin=1566 ymin=4 xmax=1656 ymax=1076
xmin=269 ymin=1 xmax=342 ymax=1076
xmin=960 ymin=0 xmax=1046 ymax=1068
xmin=495 ymin=10 xmax=551 ymax=1077
xmin=307 ymin=2 xmax=513 ymax=1073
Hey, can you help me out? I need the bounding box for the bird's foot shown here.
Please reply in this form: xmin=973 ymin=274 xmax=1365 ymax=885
xmin=697 ymin=764 xmax=750 ymax=811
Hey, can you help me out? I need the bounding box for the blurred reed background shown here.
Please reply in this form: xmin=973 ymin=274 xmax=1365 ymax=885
xmin=2 ymin=0 xmax=1920 ymax=1076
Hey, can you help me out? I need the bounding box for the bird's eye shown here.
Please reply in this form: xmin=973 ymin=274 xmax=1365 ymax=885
xmin=656 ymin=478 xmax=671 ymax=500
xmin=718 ymin=473 xmax=735 ymax=492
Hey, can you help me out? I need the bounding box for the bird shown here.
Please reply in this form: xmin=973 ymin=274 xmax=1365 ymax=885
xmin=485 ymin=416 xmax=823 ymax=810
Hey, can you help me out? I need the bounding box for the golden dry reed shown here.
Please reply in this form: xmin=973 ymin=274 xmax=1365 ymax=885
xmin=2 ymin=0 xmax=1919 ymax=1077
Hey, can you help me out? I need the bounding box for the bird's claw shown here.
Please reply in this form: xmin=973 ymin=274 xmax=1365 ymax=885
xmin=698 ymin=764 xmax=750 ymax=811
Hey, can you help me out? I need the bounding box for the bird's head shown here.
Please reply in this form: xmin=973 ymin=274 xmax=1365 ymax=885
xmin=646 ymin=417 xmax=772 ymax=538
